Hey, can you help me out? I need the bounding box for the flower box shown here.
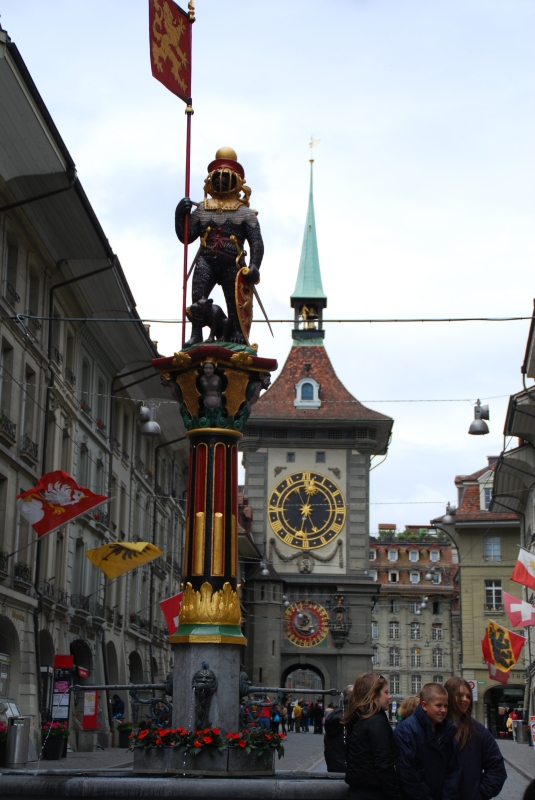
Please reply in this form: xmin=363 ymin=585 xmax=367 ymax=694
xmin=134 ymin=745 xmax=228 ymax=775
xmin=228 ymin=747 xmax=275 ymax=775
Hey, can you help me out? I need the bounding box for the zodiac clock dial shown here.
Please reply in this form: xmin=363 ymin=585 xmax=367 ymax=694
xmin=268 ymin=471 xmax=346 ymax=550
xmin=285 ymin=602 xmax=330 ymax=647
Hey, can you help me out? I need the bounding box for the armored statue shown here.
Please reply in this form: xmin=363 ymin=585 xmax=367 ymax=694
xmin=175 ymin=146 xmax=264 ymax=346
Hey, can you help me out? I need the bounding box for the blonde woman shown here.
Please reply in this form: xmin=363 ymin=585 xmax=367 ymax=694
xmin=342 ymin=673 xmax=401 ymax=800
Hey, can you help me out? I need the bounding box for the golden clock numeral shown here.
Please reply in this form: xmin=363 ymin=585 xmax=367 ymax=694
xmin=302 ymin=471 xmax=311 ymax=481
xmin=301 ymin=539 xmax=310 ymax=549
xmin=271 ymin=520 xmax=283 ymax=532
xmin=320 ymin=535 xmax=327 ymax=545
xmin=285 ymin=475 xmax=294 ymax=485
xmin=332 ymin=489 xmax=341 ymax=498
xmin=282 ymin=533 xmax=293 ymax=545
xmin=331 ymin=522 xmax=343 ymax=534
xmin=268 ymin=505 xmax=279 ymax=513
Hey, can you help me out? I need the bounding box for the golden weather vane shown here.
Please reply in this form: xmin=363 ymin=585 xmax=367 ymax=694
xmin=309 ymin=136 xmax=320 ymax=163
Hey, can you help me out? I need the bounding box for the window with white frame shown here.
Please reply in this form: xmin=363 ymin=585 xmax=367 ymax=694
xmin=410 ymin=572 xmax=420 ymax=584
xmin=432 ymin=623 xmax=442 ymax=641
xmin=389 ymin=571 xmax=399 ymax=583
xmin=410 ymin=622 xmax=421 ymax=640
xmin=433 ymin=675 xmax=443 ymax=685
xmin=388 ymin=549 xmax=398 ymax=562
xmin=369 ymin=570 xmax=378 ymax=582
xmin=410 ymin=601 xmax=420 ymax=614
xmin=483 ymin=536 xmax=501 ymax=562
xmin=390 ymin=675 xmax=400 ymax=694
xmin=411 ymin=647 xmax=422 ymax=667
xmin=389 ymin=621 xmax=400 ymax=639
xmin=371 ymin=648 xmax=378 ymax=666
xmin=432 ymin=649 xmax=444 ymax=668
xmin=389 ymin=647 xmax=400 ymax=667
xmin=369 ymin=549 xmax=377 ymax=561
xmin=294 ymin=378 xmax=321 ymax=409
xmin=432 ymin=572 xmax=441 ymax=584
xmin=390 ymin=599 xmax=399 ymax=614
xmin=371 ymin=600 xmax=378 ymax=614
xmin=372 ymin=621 xmax=378 ymax=640
xmin=485 ymin=579 xmax=502 ymax=610
xmin=411 ymin=675 xmax=422 ymax=694
xmin=430 ymin=550 xmax=440 ymax=563
xmin=483 ymin=486 xmax=492 ymax=510
xmin=409 ymin=550 xmax=419 ymax=562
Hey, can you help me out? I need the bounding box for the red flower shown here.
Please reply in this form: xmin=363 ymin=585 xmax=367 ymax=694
xmin=193 ymin=741 xmax=202 ymax=748
xmin=226 ymin=733 xmax=234 ymax=739
xmin=203 ymin=728 xmax=211 ymax=734
xmin=155 ymin=738 xmax=162 ymax=745
xmin=212 ymin=728 xmax=220 ymax=735
xmin=203 ymin=736 xmax=212 ymax=744
xmin=280 ymin=734 xmax=286 ymax=739
xmin=266 ymin=735 xmax=271 ymax=740
xmin=239 ymin=740 xmax=247 ymax=748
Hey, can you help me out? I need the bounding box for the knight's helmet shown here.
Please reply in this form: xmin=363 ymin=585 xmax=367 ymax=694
xmin=204 ymin=146 xmax=251 ymax=207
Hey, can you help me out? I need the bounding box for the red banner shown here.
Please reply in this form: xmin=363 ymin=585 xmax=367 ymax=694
xmin=149 ymin=0 xmax=192 ymax=102
xmin=159 ymin=591 xmax=184 ymax=635
xmin=17 ymin=470 xmax=107 ymax=537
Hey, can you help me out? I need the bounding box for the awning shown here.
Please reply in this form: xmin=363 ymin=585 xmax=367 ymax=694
xmin=504 ymin=392 xmax=535 ymax=447
xmin=490 ymin=445 xmax=535 ymax=515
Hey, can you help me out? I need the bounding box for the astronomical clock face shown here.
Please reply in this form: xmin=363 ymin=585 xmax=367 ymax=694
xmin=268 ymin=471 xmax=346 ymax=550
xmin=285 ymin=602 xmax=330 ymax=647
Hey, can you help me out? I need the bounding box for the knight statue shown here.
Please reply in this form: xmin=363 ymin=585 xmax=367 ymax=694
xmin=175 ymin=146 xmax=264 ymax=347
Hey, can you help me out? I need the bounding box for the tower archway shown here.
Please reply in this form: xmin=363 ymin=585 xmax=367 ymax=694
xmin=281 ymin=663 xmax=325 ymax=694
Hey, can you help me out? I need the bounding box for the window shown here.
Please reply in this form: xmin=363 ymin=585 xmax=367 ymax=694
xmin=286 ymin=452 xmax=295 ymax=463
xmin=4 ymin=234 xmax=18 ymax=303
xmin=431 ymin=572 xmax=441 ymax=584
xmin=22 ymin=366 xmax=36 ymax=440
xmin=389 ymin=621 xmax=400 ymax=639
xmin=485 ymin=579 xmax=502 ymax=610
xmin=372 ymin=621 xmax=378 ymax=640
xmin=389 ymin=571 xmax=399 ymax=583
xmin=432 ymin=623 xmax=442 ymax=641
xmin=388 ymin=549 xmax=398 ymax=562
xmin=410 ymin=622 xmax=421 ymax=640
xmin=371 ymin=600 xmax=378 ymax=614
xmin=430 ymin=550 xmax=440 ymax=563
xmin=409 ymin=550 xmax=419 ymax=562
xmin=316 ymin=452 xmax=326 ymax=463
xmin=28 ymin=267 xmax=40 ymax=319
xmin=390 ymin=675 xmax=400 ymax=695
xmin=97 ymin=377 xmax=106 ymax=424
xmin=410 ymin=601 xmax=420 ymax=614
xmin=371 ymin=649 xmax=378 ymax=666
xmin=432 ymin=601 xmax=441 ymax=615
xmin=411 ymin=675 xmax=422 ymax=694
xmin=433 ymin=675 xmax=443 ymax=685
xmin=389 ymin=647 xmax=400 ymax=667
xmin=390 ymin=599 xmax=399 ymax=614
xmin=81 ymin=358 xmax=91 ymax=407
xmin=78 ymin=445 xmax=89 ymax=487
xmin=432 ymin=649 xmax=444 ymax=668
xmin=369 ymin=550 xmax=377 ymax=561
xmin=410 ymin=572 xmax=420 ymax=584
xmin=0 ymin=342 xmax=14 ymax=417
xmin=369 ymin=571 xmax=377 ymax=582
xmin=301 ymin=383 xmax=314 ymax=400
xmin=483 ymin=536 xmax=501 ymax=562
xmin=484 ymin=487 xmax=492 ymax=510
xmin=294 ymin=378 xmax=321 ymax=409
xmin=411 ymin=648 xmax=422 ymax=668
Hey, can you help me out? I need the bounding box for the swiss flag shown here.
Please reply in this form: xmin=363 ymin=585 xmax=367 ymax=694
xmin=487 ymin=661 xmax=512 ymax=685
xmin=17 ymin=470 xmax=108 ymax=537
xmin=159 ymin=591 xmax=183 ymax=635
xmin=511 ymin=548 xmax=535 ymax=593
xmin=503 ymin=591 xmax=535 ymax=628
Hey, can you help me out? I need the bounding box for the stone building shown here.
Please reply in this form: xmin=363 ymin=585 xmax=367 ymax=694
xmin=240 ymin=161 xmax=393 ymax=692
xmin=369 ymin=525 xmax=460 ymax=715
xmin=0 ymin=27 xmax=188 ymax=747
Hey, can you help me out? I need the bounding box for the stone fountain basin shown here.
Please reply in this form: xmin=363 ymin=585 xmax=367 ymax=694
xmin=133 ymin=745 xmax=275 ymax=775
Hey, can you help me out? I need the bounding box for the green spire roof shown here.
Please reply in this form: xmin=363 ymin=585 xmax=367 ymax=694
xmin=291 ymin=161 xmax=326 ymax=300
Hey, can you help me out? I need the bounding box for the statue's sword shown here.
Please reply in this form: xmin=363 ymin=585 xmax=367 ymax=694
xmin=251 ymin=284 xmax=274 ymax=338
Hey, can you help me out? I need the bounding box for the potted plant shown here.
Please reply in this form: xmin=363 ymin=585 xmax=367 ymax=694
xmin=0 ymin=720 xmax=7 ymax=766
xmin=42 ymin=720 xmax=70 ymax=760
xmin=116 ymin=720 xmax=133 ymax=748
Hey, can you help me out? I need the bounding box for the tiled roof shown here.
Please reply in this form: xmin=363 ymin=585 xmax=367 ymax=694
xmin=252 ymin=345 xmax=392 ymax=422
xmin=432 ymin=463 xmax=518 ymax=524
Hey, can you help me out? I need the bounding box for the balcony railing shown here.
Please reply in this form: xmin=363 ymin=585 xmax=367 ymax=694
xmin=0 ymin=552 xmax=9 ymax=572
xmin=52 ymin=346 xmax=63 ymax=365
xmin=122 ymin=451 xmax=130 ymax=463
xmin=27 ymin=316 xmax=42 ymax=335
xmin=40 ymin=579 xmax=56 ymax=600
xmin=134 ymin=456 xmax=145 ymax=473
xmin=14 ymin=563 xmax=32 ymax=583
xmin=96 ymin=419 xmax=107 ymax=434
xmin=130 ymin=612 xmax=141 ymax=627
xmin=66 ymin=368 xmax=76 ymax=387
xmin=116 ymin=613 xmax=123 ymax=628
xmin=80 ymin=401 xmax=92 ymax=418
xmin=4 ymin=280 xmax=20 ymax=306
xmin=56 ymin=588 xmax=69 ymax=606
xmin=106 ymin=606 xmax=114 ymax=624
xmin=20 ymin=434 xmax=38 ymax=460
xmin=89 ymin=601 xmax=105 ymax=619
xmin=484 ymin=604 xmax=503 ymax=612
xmin=113 ymin=438 xmax=121 ymax=451
xmin=71 ymin=594 xmax=90 ymax=612
xmin=0 ymin=412 xmax=16 ymax=441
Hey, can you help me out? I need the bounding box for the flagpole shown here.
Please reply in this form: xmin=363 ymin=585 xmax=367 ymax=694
xmin=181 ymin=102 xmax=193 ymax=347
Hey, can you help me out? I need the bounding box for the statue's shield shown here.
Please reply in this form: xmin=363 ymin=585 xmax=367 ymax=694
xmin=235 ymin=267 xmax=254 ymax=345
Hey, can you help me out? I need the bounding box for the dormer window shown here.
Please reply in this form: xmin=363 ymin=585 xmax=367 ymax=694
xmin=294 ymin=378 xmax=321 ymax=409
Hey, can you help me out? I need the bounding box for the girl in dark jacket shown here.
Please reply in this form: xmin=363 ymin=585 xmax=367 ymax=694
xmin=444 ymin=678 xmax=506 ymax=800
xmin=343 ymin=672 xmax=401 ymax=800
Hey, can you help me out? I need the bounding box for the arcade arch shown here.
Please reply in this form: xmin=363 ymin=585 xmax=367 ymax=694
xmin=0 ymin=615 xmax=20 ymax=700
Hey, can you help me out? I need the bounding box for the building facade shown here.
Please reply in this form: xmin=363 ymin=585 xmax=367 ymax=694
xmin=240 ymin=161 xmax=393 ymax=692
xmin=0 ymin=27 xmax=188 ymax=747
xmin=369 ymin=526 xmax=460 ymax=716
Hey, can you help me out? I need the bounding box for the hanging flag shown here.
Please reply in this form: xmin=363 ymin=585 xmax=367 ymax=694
xmin=159 ymin=590 xmax=184 ymax=635
xmin=511 ymin=548 xmax=535 ymax=592
xmin=486 ymin=660 xmax=512 ymax=686
xmin=86 ymin=542 xmax=163 ymax=579
xmin=17 ymin=470 xmax=107 ymax=537
xmin=149 ymin=0 xmax=192 ymax=102
xmin=482 ymin=620 xmax=526 ymax=673
xmin=503 ymin=591 xmax=535 ymax=628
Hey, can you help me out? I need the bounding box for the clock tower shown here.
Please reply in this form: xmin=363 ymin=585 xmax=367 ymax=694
xmin=241 ymin=160 xmax=394 ymax=691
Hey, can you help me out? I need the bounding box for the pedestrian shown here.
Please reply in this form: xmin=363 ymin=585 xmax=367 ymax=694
xmin=260 ymin=695 xmax=272 ymax=730
xmin=444 ymin=677 xmax=506 ymax=800
xmin=302 ymin=701 xmax=310 ymax=732
xmin=524 ymin=780 xmax=535 ymax=800
xmin=313 ymin=700 xmax=324 ymax=734
xmin=271 ymin=704 xmax=281 ymax=734
xmin=506 ymin=714 xmax=512 ymax=738
xmin=324 ymin=684 xmax=353 ymax=773
xmin=398 ymin=695 xmax=419 ymax=721
xmin=111 ymin=694 xmax=124 ymax=719
xmin=343 ymin=672 xmax=401 ymax=800
xmin=294 ymin=700 xmax=302 ymax=733
xmin=281 ymin=703 xmax=288 ymax=735
xmin=394 ymin=682 xmax=461 ymax=800
xmin=288 ymin=701 xmax=295 ymax=732
xmin=324 ymin=702 xmax=335 ymax=721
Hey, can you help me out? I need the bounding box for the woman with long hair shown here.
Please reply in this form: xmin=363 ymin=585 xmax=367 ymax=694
xmin=343 ymin=673 xmax=401 ymax=800
xmin=444 ymin=677 xmax=506 ymax=800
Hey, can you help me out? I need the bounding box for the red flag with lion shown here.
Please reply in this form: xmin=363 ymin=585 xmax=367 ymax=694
xmin=149 ymin=0 xmax=193 ymax=102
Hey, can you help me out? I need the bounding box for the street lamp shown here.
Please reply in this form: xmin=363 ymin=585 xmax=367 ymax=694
xmin=469 ymin=400 xmax=489 ymax=436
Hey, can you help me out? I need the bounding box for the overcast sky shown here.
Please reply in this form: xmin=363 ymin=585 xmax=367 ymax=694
xmin=2 ymin=0 xmax=534 ymax=533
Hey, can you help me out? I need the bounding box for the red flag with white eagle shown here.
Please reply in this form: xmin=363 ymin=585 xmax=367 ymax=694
xmin=17 ymin=470 xmax=108 ymax=537
xmin=159 ymin=590 xmax=184 ymax=635
xmin=511 ymin=548 xmax=535 ymax=593
xmin=503 ymin=590 xmax=535 ymax=628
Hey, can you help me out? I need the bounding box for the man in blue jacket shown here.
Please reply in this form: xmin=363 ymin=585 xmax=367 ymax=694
xmin=394 ymin=683 xmax=461 ymax=800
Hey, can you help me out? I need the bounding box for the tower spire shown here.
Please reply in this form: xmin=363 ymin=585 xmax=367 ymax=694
xmin=291 ymin=158 xmax=327 ymax=344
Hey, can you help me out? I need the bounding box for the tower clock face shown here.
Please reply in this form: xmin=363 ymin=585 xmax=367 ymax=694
xmin=268 ymin=470 xmax=346 ymax=550
xmin=285 ymin=602 xmax=330 ymax=647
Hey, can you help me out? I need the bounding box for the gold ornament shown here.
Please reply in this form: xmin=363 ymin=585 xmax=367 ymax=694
xmin=230 ymin=351 xmax=253 ymax=368
xmin=215 ymin=146 xmax=238 ymax=160
xmin=172 ymin=351 xmax=192 ymax=369
xmin=175 ymin=370 xmax=200 ymax=416
xmin=222 ymin=369 xmax=250 ymax=417
xmin=179 ymin=581 xmax=242 ymax=626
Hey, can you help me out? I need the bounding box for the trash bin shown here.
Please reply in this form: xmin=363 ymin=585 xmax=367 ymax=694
xmin=513 ymin=720 xmax=526 ymax=744
xmin=5 ymin=716 xmax=30 ymax=768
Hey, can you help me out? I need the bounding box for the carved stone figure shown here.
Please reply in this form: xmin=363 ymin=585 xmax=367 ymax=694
xmin=176 ymin=147 xmax=264 ymax=346
xmin=199 ymin=361 xmax=222 ymax=410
